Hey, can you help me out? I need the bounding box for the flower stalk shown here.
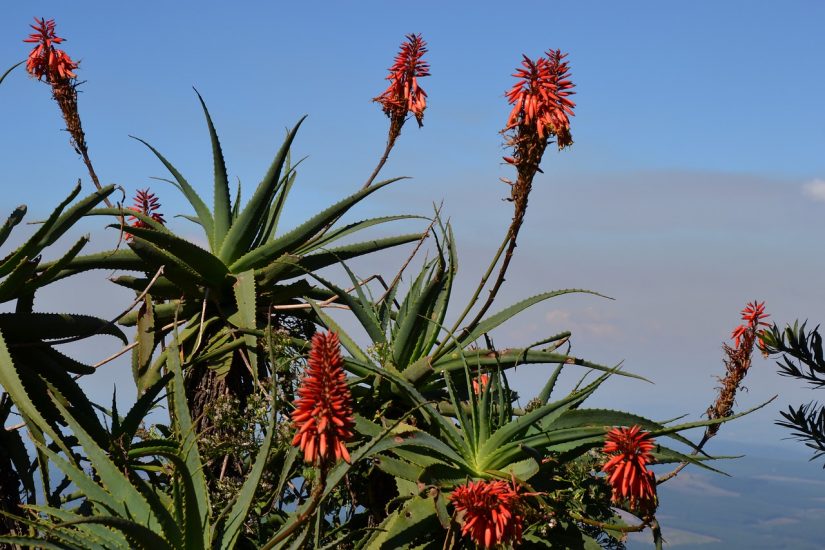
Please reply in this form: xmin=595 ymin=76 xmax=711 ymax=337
xmin=24 ymin=17 xmax=111 ymax=207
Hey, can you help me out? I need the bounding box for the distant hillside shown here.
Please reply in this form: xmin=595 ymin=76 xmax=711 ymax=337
xmin=628 ymin=442 xmax=825 ymax=549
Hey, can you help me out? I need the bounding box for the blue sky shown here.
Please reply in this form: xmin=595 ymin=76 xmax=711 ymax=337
xmin=2 ymin=2 xmax=825 ymax=462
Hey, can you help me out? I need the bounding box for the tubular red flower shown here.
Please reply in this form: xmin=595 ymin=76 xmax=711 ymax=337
xmin=450 ymin=479 xmax=524 ymax=549
xmin=24 ymin=18 xmax=78 ymax=83
xmin=126 ymin=189 xmax=165 ymax=238
xmin=291 ymin=332 xmax=355 ymax=465
xmin=731 ymin=300 xmax=770 ymax=348
xmin=472 ymin=373 xmax=490 ymax=396
xmin=601 ymin=426 xmax=656 ymax=510
xmin=505 ymin=49 xmax=575 ymax=148
xmin=373 ymin=33 xmax=430 ymax=127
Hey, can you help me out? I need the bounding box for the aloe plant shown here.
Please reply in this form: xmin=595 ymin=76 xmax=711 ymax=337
xmin=34 ymin=94 xmax=425 ymax=427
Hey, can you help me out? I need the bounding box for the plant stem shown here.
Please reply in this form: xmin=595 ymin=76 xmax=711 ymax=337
xmin=362 ymin=118 xmax=402 ymax=190
xmin=261 ymin=468 xmax=327 ymax=549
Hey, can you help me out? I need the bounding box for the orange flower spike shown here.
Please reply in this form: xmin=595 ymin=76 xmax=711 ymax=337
xmin=24 ymin=17 xmax=78 ymax=83
xmin=450 ymin=480 xmax=525 ymax=548
xmin=373 ymin=33 xmax=430 ymax=127
xmin=505 ymin=50 xmax=575 ymax=148
xmin=731 ymin=301 xmax=770 ymax=348
xmin=291 ymin=332 xmax=355 ymax=465
xmin=601 ymin=425 xmax=657 ymax=510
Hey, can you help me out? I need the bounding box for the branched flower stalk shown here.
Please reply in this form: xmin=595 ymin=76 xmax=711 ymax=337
xmin=451 ymin=50 xmax=575 ymax=340
xmin=24 ymin=17 xmax=112 ymax=207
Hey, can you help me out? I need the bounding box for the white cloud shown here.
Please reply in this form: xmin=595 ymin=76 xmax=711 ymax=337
xmin=802 ymin=179 xmax=825 ymax=202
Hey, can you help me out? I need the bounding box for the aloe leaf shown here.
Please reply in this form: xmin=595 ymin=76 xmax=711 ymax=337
xmin=1 ymin=427 xmax=34 ymax=503
xmin=436 ymin=289 xmax=609 ymax=361
xmin=0 ymin=60 xmax=24 ymax=86
xmin=229 ymin=269 xmax=258 ymax=379
xmin=58 ymin=517 xmax=173 ymax=550
xmin=133 ymin=296 xmax=160 ymax=394
xmin=128 ymin=238 xmax=208 ymax=295
xmin=133 ymin=136 xmax=215 ymax=249
xmin=40 ymin=184 xmax=117 ymax=248
xmin=118 ymin=372 xmax=172 ymax=441
xmin=307 ymin=299 xmax=370 ymax=364
xmin=194 ymin=90 xmax=231 ymax=249
xmin=433 ymin=348 xmax=648 ymax=381
xmin=545 ymin=408 xmax=696 ymax=449
xmin=419 ymin=223 xmax=456 ymax=358
xmin=111 ymin=275 xmax=181 ymax=299
xmin=219 ymin=118 xmax=305 ymax=264
xmin=0 ymin=331 xmax=72 ymax=457
xmin=88 ymin=207 xmax=171 ymax=234
xmin=26 ymin=505 xmax=132 ymax=549
xmin=286 ymin=234 xmax=422 ymax=279
xmin=218 ymin=397 xmax=277 ymax=549
xmin=0 ymin=537 xmax=73 ymax=550
xmin=229 ymin=177 xmax=403 ymax=273
xmin=48 ymin=397 xmax=157 ymax=526
xmin=0 ymin=257 xmax=40 ymax=303
xmin=0 ymin=312 xmax=127 ymax=345
xmin=478 ymin=370 xmax=614 ymax=467
xmin=346 ymin=358 xmax=466 ymax=455
xmin=373 ymin=454 xmax=424 ymax=482
xmin=652 ymin=445 xmax=731 ymax=475
xmin=309 ymin=269 xmax=385 ymax=345
xmin=36 ymin=249 xmax=144 ymax=282
xmin=0 ymin=204 xmax=26 ymax=249
xmin=255 ymin=154 xmax=297 ymax=247
xmin=119 ymin=225 xmax=229 ymax=288
xmin=35 ymin=235 xmax=89 ymax=288
xmin=364 ymin=495 xmax=439 ymax=549
xmin=296 ymin=215 xmax=425 ymax=254
xmin=0 ymin=183 xmax=79 ymax=279
xmin=167 ymin=336 xmax=211 ymax=547
xmin=392 ymin=261 xmax=438 ymax=368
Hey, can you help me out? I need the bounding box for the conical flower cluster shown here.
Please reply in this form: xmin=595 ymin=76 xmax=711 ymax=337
xmin=450 ymin=479 xmax=525 ymax=549
xmin=373 ymin=33 xmax=430 ymax=127
xmin=602 ymin=425 xmax=657 ymax=510
xmin=505 ymin=49 xmax=575 ymax=149
xmin=291 ymin=332 xmax=354 ymax=465
xmin=24 ymin=17 xmax=78 ymax=83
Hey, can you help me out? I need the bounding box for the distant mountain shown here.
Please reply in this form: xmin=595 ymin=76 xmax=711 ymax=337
xmin=628 ymin=441 xmax=825 ymax=549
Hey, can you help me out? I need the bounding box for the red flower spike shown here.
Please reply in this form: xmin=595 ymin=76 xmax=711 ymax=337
xmin=450 ymin=480 xmax=525 ymax=549
xmin=291 ymin=332 xmax=355 ymax=465
xmin=505 ymin=49 xmax=575 ymax=148
xmin=601 ymin=426 xmax=657 ymax=510
xmin=24 ymin=18 xmax=78 ymax=83
xmin=126 ymin=189 xmax=165 ymax=239
xmin=731 ymin=301 xmax=770 ymax=349
xmin=373 ymin=33 xmax=430 ymax=127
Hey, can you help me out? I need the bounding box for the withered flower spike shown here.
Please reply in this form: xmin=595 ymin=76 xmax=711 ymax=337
xmin=450 ymin=480 xmax=525 ymax=548
xmin=291 ymin=332 xmax=355 ymax=466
